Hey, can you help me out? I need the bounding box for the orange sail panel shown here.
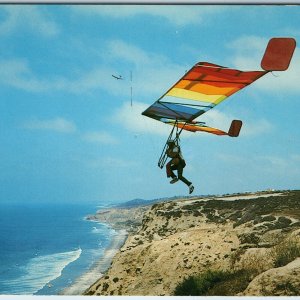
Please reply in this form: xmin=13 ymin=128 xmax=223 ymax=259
xmin=174 ymin=122 xmax=228 ymax=135
xmin=165 ymin=119 xmax=242 ymax=136
xmin=142 ymin=62 xmax=267 ymax=126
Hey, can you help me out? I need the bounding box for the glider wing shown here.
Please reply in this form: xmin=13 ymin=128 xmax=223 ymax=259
xmin=142 ymin=38 xmax=296 ymax=137
xmin=142 ymin=62 xmax=267 ymax=135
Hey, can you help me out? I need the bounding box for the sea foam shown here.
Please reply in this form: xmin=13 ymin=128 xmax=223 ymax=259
xmin=0 ymin=248 xmax=82 ymax=295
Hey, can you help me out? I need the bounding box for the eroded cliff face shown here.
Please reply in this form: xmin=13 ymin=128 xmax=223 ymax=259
xmin=85 ymin=191 xmax=300 ymax=296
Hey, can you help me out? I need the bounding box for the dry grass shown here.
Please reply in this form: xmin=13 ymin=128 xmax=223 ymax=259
xmin=271 ymin=236 xmax=300 ymax=268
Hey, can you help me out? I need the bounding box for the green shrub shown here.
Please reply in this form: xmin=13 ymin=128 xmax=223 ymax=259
xmin=262 ymin=215 xmax=276 ymax=222
xmin=238 ymin=232 xmax=260 ymax=245
xmin=174 ymin=270 xmax=227 ymax=296
xmin=272 ymin=238 xmax=300 ymax=267
xmin=275 ymin=282 xmax=299 ymax=295
xmin=173 ymin=276 xmax=199 ymax=295
xmin=205 ymin=269 xmax=254 ymax=296
xmin=173 ymin=269 xmax=253 ymax=296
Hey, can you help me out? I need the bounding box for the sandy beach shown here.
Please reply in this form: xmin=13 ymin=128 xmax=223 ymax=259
xmin=60 ymin=229 xmax=128 ymax=295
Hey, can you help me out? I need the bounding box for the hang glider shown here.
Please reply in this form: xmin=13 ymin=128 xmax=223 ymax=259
xmin=141 ymin=37 xmax=296 ymax=168
xmin=142 ymin=62 xmax=266 ymax=136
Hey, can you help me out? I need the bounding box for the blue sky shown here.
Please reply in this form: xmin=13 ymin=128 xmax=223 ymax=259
xmin=0 ymin=5 xmax=299 ymax=204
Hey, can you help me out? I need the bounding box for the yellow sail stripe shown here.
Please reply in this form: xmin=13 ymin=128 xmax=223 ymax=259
xmin=166 ymin=88 xmax=227 ymax=105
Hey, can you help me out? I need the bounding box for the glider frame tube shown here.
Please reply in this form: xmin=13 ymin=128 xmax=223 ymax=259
xmin=158 ymin=120 xmax=185 ymax=169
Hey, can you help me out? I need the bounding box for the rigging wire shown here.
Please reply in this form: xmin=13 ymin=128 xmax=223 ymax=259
xmin=130 ymin=70 xmax=133 ymax=106
xmin=270 ymin=71 xmax=280 ymax=77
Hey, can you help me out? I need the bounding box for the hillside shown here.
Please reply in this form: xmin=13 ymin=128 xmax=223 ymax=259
xmin=84 ymin=190 xmax=300 ymax=296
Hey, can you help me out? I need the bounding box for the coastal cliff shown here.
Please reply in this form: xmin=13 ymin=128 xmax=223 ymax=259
xmin=84 ymin=190 xmax=300 ymax=296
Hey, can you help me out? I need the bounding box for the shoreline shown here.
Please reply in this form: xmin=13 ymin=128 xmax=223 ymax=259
xmin=60 ymin=228 xmax=128 ymax=295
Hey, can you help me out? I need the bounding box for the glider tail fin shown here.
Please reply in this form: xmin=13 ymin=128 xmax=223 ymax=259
xmin=228 ymin=120 xmax=243 ymax=137
xmin=261 ymin=37 xmax=296 ymax=71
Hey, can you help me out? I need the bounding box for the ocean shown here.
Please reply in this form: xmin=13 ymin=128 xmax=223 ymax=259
xmin=0 ymin=201 xmax=115 ymax=295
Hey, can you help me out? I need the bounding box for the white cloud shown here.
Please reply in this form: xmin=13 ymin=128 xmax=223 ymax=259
xmin=198 ymin=109 xmax=273 ymax=137
xmin=217 ymin=152 xmax=300 ymax=175
xmin=23 ymin=117 xmax=77 ymax=133
xmin=101 ymin=157 xmax=136 ymax=168
xmin=216 ymin=153 xmax=246 ymax=164
xmin=228 ymin=35 xmax=268 ymax=70
xmin=85 ymin=157 xmax=136 ymax=169
xmin=112 ymin=101 xmax=172 ymax=136
xmin=256 ymin=154 xmax=300 ymax=177
xmin=0 ymin=6 xmax=59 ymax=37
xmin=113 ymin=101 xmax=171 ymax=136
xmin=0 ymin=38 xmax=182 ymax=98
xmin=0 ymin=38 xmax=186 ymax=99
xmin=198 ymin=109 xmax=233 ymax=133
xmin=242 ymin=119 xmax=273 ymax=136
xmin=72 ymin=5 xmax=226 ymax=26
xmin=106 ymin=40 xmax=152 ymax=66
xmin=82 ymin=131 xmax=118 ymax=144
xmin=23 ymin=117 xmax=119 ymax=146
xmin=291 ymin=154 xmax=300 ymax=162
xmin=0 ymin=59 xmax=51 ymax=92
xmin=261 ymin=155 xmax=288 ymax=169
xmin=0 ymin=58 xmax=125 ymax=94
xmin=64 ymin=67 xmax=125 ymax=95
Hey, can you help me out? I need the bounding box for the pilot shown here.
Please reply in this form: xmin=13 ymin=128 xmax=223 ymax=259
xmin=166 ymin=140 xmax=194 ymax=194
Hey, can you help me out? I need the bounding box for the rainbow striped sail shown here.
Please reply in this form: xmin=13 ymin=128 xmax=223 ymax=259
xmin=142 ymin=62 xmax=267 ymax=135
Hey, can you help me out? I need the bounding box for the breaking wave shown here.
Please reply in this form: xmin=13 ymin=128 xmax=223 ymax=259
xmin=0 ymin=248 xmax=82 ymax=295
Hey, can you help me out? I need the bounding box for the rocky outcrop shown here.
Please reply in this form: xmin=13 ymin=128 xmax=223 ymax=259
xmin=239 ymin=257 xmax=300 ymax=296
xmin=84 ymin=190 xmax=300 ymax=296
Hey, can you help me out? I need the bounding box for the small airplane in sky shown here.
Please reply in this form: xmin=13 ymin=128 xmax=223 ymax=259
xmin=112 ymin=74 xmax=123 ymax=80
